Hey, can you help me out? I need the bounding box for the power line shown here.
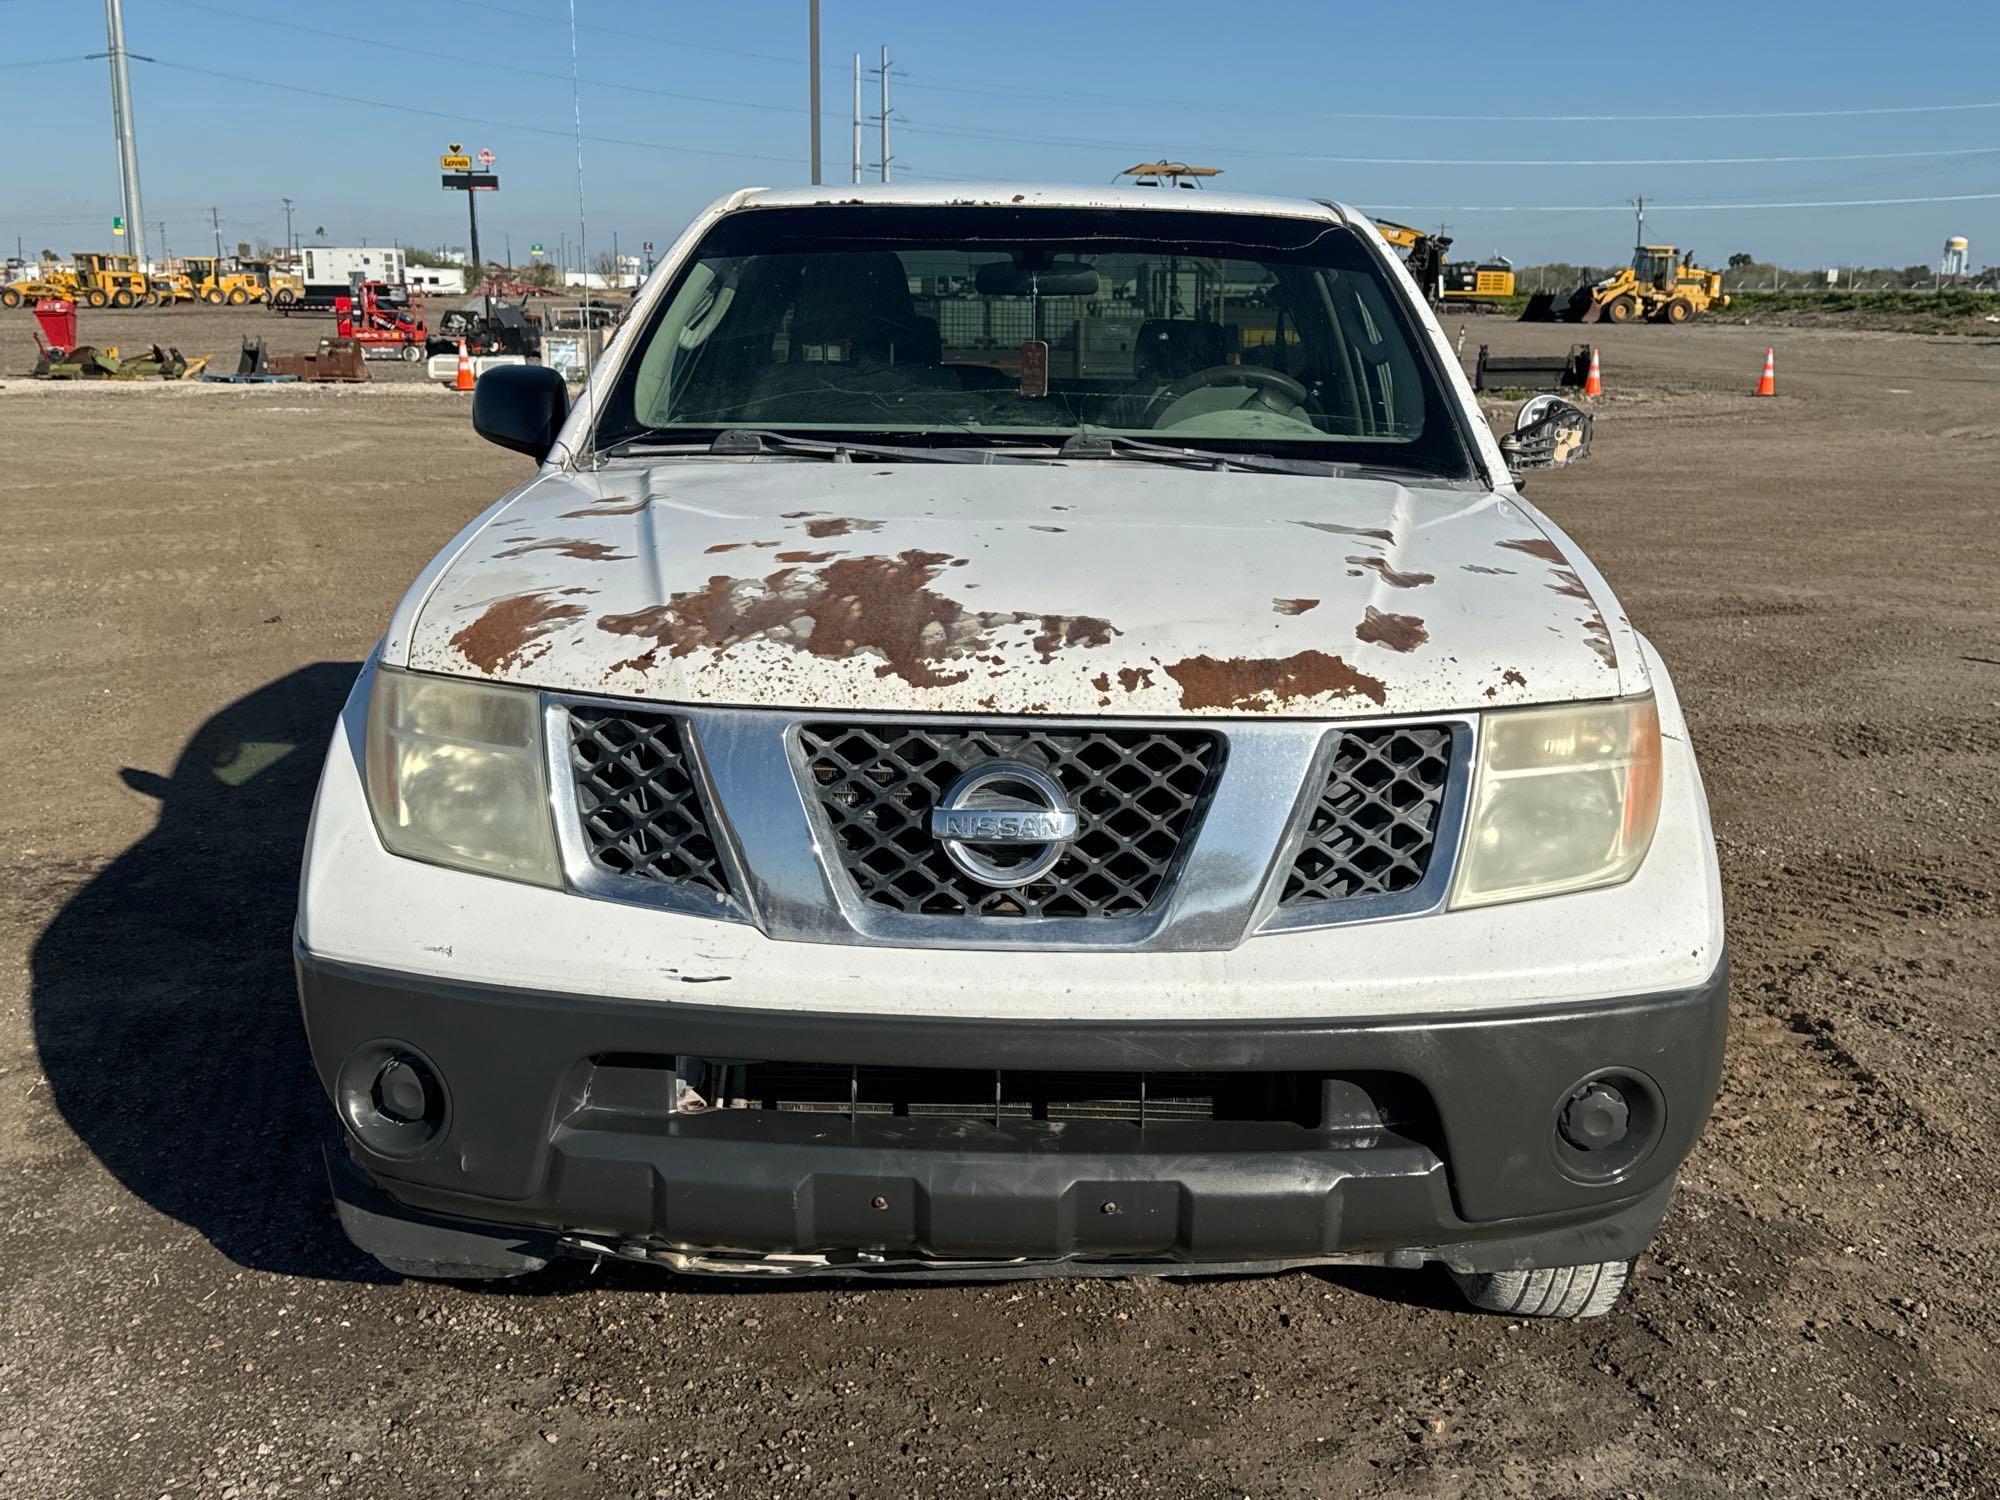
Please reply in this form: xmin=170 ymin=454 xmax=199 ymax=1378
xmin=1362 ymin=192 xmax=2000 ymax=213
xmin=893 ymin=118 xmax=2000 ymax=168
xmin=135 ymin=56 xmax=804 ymax=167
xmin=418 ymin=0 xmax=2000 ymax=126
xmin=125 ymin=10 xmax=2000 ymax=175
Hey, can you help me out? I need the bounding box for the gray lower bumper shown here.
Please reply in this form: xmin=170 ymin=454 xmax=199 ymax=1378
xmin=298 ymin=949 xmax=1727 ymax=1276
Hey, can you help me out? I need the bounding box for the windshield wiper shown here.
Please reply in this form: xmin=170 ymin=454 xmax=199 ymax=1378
xmin=1056 ymin=432 xmax=1344 ymax=477
xmin=602 ymin=429 xmax=1052 ymax=465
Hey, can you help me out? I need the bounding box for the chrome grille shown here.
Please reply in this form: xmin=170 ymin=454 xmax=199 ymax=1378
xmin=1281 ymin=726 xmax=1453 ymax=906
xmin=567 ymin=707 xmax=731 ymax=894
xmin=797 ymin=722 xmax=1223 ymax=919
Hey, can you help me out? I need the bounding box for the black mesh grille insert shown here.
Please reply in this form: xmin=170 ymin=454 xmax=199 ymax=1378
xmin=798 ymin=723 xmax=1223 ymax=919
xmin=567 ymin=707 xmax=731 ymax=894
xmin=1281 ymin=726 xmax=1453 ymax=906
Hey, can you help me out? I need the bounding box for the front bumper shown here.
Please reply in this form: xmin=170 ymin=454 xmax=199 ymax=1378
xmin=300 ymin=949 xmax=1727 ymax=1276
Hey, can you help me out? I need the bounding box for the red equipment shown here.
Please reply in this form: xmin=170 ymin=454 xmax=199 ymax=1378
xmin=334 ymin=282 xmax=427 ymax=362
xmin=33 ymin=298 xmax=78 ymax=357
xmin=29 ymin=298 xmax=78 ymax=376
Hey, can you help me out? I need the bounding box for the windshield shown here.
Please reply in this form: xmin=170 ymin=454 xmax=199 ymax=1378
xmin=594 ymin=205 xmax=1474 ymax=477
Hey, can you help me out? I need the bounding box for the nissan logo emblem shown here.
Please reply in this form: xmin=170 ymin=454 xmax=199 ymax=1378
xmin=928 ymin=761 xmax=1079 ymax=889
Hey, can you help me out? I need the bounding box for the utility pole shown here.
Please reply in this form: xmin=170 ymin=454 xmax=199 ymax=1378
xmin=99 ymin=0 xmax=147 ymax=268
xmin=209 ymin=205 xmax=223 ymax=262
xmin=504 ymin=232 xmax=511 ymax=268
xmin=875 ymin=44 xmax=893 ymax=183
xmin=281 ymin=197 xmax=294 ymax=257
xmin=613 ymin=229 xmax=620 ymax=286
xmin=1631 ymin=194 xmax=1645 ymax=247
xmin=807 ymin=0 xmax=822 ymax=185
xmin=852 ymin=53 xmax=862 ymax=185
xmin=152 ymin=220 xmax=166 ymax=264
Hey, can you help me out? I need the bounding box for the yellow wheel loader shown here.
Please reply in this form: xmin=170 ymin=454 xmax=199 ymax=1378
xmin=1565 ymin=246 xmax=1728 ymax=324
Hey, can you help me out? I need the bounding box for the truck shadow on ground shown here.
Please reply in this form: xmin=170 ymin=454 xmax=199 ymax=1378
xmin=29 ymin=661 xmax=390 ymax=1282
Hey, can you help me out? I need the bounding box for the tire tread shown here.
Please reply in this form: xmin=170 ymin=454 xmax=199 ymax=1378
xmin=1453 ymin=1259 xmax=1630 ymax=1319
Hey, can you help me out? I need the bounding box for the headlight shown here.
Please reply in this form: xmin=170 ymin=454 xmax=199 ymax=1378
xmin=1449 ymin=695 xmax=1661 ymax=909
xmin=363 ymin=665 xmax=560 ymax=886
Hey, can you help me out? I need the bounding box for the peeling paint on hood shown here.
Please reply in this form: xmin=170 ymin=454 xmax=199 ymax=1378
xmin=401 ymin=460 xmax=1637 ymax=716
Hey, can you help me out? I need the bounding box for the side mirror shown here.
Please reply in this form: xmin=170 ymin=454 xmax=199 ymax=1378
xmin=473 ymin=363 xmax=570 ymax=462
xmin=1499 ymin=395 xmax=1592 ymax=473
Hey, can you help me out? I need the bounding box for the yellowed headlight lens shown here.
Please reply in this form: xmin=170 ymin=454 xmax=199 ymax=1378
xmin=1450 ymin=696 xmax=1662 ymax=909
xmin=363 ymin=665 xmax=559 ymax=885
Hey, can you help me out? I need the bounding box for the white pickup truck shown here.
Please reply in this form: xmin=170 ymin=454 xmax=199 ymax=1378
xmin=297 ymin=185 xmax=1725 ymax=1318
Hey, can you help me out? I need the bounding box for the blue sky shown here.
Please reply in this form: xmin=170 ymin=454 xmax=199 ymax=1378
xmin=5 ymin=0 xmax=1998 ymax=270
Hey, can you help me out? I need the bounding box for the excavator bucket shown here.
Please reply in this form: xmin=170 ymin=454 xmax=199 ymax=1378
xmin=237 ymin=337 xmax=271 ymax=377
xmin=1519 ymin=292 xmax=1561 ymax=323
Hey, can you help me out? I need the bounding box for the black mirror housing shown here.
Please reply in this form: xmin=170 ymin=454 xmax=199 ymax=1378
xmin=473 ymin=364 xmax=571 ymax=462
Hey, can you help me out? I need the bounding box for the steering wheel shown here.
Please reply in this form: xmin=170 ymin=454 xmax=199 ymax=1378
xmin=1151 ymin=364 xmax=1313 ymax=426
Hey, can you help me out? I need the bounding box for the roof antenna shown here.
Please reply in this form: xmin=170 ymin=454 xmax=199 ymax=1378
xmin=1117 ymin=162 xmax=1223 ymax=190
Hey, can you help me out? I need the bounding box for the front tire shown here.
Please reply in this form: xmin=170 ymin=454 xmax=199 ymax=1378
xmin=111 ymin=288 xmax=135 ymax=308
xmin=227 ymin=287 xmax=250 ymax=305
xmin=1604 ymin=295 xmax=1639 ymax=325
xmin=1452 ymin=1259 xmax=1632 ymax=1319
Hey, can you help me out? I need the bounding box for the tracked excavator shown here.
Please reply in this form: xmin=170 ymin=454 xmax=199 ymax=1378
xmin=1372 ymin=221 xmax=1516 ymax=310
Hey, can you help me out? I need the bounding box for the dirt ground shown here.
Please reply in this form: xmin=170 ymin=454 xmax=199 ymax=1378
xmin=0 ymin=317 xmax=1995 ymax=1499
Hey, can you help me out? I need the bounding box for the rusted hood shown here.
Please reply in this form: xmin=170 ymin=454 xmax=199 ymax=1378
xmin=402 ymin=460 xmax=1637 ymax=716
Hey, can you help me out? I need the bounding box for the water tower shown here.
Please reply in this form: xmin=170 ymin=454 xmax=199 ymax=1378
xmin=1940 ymin=236 xmax=1970 ymax=279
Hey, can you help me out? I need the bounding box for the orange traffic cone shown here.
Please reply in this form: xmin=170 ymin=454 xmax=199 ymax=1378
xmin=455 ymin=338 xmax=475 ymax=392
xmin=1583 ymin=345 xmax=1603 ymax=397
xmin=1753 ymin=347 xmax=1776 ymax=397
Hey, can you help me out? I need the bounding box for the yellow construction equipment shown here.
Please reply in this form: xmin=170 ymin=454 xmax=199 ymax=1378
xmin=1372 ymin=220 xmax=1516 ymax=309
xmin=148 ymin=268 xmax=199 ymax=304
xmin=1 ymin=265 xmax=81 ymax=308
xmin=182 ymin=256 xmax=267 ymax=305
xmin=238 ymin=258 xmax=302 ymax=306
xmin=1440 ymin=257 xmax=1516 ymax=306
xmin=72 ymin=252 xmax=154 ymax=308
xmin=1565 ymin=245 xmax=1729 ymax=324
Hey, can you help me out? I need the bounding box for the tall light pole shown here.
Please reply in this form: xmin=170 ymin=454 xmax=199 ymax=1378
xmin=807 ymin=0 xmax=821 ymax=184
xmin=852 ymin=53 xmax=862 ymax=185
xmin=101 ymin=0 xmax=147 ymax=267
xmin=281 ymin=197 xmax=295 ymax=257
